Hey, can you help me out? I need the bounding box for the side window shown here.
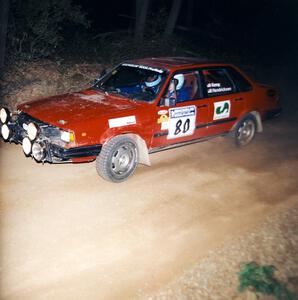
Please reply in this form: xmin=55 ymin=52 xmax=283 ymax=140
xmin=227 ymin=67 xmax=252 ymax=92
xmin=161 ymin=70 xmax=202 ymax=105
xmin=202 ymin=68 xmax=235 ymax=96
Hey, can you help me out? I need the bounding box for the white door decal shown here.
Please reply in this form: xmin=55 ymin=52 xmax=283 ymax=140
xmin=213 ymin=100 xmax=231 ymax=120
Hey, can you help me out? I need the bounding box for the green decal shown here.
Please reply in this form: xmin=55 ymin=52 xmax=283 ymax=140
xmin=216 ymin=102 xmax=229 ymax=115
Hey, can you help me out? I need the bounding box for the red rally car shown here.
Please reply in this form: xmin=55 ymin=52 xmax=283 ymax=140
xmin=0 ymin=57 xmax=281 ymax=182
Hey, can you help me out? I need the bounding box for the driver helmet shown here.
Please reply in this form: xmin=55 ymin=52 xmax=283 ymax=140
xmin=145 ymin=74 xmax=162 ymax=87
xmin=173 ymin=74 xmax=184 ymax=90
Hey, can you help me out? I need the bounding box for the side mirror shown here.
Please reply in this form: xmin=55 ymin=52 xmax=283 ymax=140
xmin=160 ymin=78 xmax=178 ymax=107
xmin=163 ymin=96 xmax=176 ymax=107
xmin=168 ymin=97 xmax=176 ymax=107
xmin=92 ymin=69 xmax=108 ymax=86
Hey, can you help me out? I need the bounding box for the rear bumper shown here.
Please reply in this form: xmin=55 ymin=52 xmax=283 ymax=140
xmin=264 ymin=108 xmax=282 ymax=120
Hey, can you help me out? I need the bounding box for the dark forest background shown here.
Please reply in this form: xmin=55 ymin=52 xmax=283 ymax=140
xmin=1 ymin=0 xmax=298 ymax=70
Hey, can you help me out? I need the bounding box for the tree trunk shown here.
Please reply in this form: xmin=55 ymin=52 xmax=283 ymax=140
xmin=134 ymin=0 xmax=150 ymax=42
xmin=164 ymin=0 xmax=182 ymax=37
xmin=0 ymin=0 xmax=10 ymax=71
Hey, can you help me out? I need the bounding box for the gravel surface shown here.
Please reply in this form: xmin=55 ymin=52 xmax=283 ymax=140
xmin=141 ymin=203 xmax=298 ymax=300
xmin=1 ymin=60 xmax=297 ymax=300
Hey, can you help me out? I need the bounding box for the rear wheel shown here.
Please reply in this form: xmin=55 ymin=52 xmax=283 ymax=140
xmin=234 ymin=115 xmax=257 ymax=147
xmin=96 ymin=135 xmax=138 ymax=182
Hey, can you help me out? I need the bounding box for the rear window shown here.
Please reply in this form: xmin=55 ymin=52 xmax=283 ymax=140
xmin=227 ymin=67 xmax=252 ymax=92
xmin=202 ymin=69 xmax=235 ymax=96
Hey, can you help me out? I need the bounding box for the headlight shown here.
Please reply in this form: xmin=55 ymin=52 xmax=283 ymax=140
xmin=61 ymin=130 xmax=75 ymax=143
xmin=22 ymin=137 xmax=32 ymax=155
xmin=0 ymin=108 xmax=9 ymax=124
xmin=1 ymin=124 xmax=10 ymax=140
xmin=27 ymin=122 xmax=38 ymax=141
xmin=32 ymin=142 xmax=46 ymax=161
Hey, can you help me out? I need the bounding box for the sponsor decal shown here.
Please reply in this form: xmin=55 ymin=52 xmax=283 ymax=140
xmin=161 ymin=122 xmax=169 ymax=130
xmin=108 ymin=116 xmax=136 ymax=128
xmin=157 ymin=115 xmax=169 ymax=124
xmin=207 ymin=82 xmax=232 ymax=94
xmin=158 ymin=110 xmax=168 ymax=115
xmin=157 ymin=114 xmax=169 ymax=130
xmin=121 ymin=63 xmax=164 ymax=74
xmin=213 ymin=100 xmax=231 ymax=120
xmin=207 ymin=82 xmax=221 ymax=88
xmin=167 ymin=105 xmax=196 ymax=139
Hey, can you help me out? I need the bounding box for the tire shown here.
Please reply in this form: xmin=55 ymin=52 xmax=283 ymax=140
xmin=234 ymin=115 xmax=257 ymax=147
xmin=96 ymin=135 xmax=138 ymax=182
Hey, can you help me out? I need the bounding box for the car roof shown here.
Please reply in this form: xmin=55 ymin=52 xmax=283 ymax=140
xmin=124 ymin=57 xmax=231 ymax=71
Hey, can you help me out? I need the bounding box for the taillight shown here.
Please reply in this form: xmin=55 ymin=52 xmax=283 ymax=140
xmin=267 ymin=89 xmax=279 ymax=103
xmin=267 ymin=89 xmax=276 ymax=98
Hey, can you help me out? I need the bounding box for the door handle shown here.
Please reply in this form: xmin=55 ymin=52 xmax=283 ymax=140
xmin=197 ymin=104 xmax=208 ymax=108
xmin=234 ymin=97 xmax=243 ymax=102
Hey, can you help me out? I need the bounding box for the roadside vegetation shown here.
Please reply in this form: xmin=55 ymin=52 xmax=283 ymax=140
xmin=3 ymin=0 xmax=291 ymax=68
xmin=238 ymin=262 xmax=297 ymax=300
xmin=1 ymin=0 xmax=285 ymax=110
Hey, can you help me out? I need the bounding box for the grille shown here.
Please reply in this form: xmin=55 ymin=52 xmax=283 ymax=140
xmin=17 ymin=112 xmax=63 ymax=145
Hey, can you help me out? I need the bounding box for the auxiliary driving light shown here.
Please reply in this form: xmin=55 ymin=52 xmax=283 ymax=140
xmin=22 ymin=137 xmax=32 ymax=155
xmin=1 ymin=124 xmax=10 ymax=140
xmin=32 ymin=142 xmax=46 ymax=161
xmin=0 ymin=108 xmax=9 ymax=124
xmin=27 ymin=122 xmax=38 ymax=141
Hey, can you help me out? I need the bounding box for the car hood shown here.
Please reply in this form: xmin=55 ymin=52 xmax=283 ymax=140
xmin=18 ymin=89 xmax=139 ymax=129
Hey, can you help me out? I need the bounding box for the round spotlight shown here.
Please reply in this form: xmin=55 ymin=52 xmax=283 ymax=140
xmin=0 ymin=108 xmax=9 ymax=124
xmin=27 ymin=122 xmax=38 ymax=141
xmin=1 ymin=124 xmax=10 ymax=140
xmin=32 ymin=142 xmax=46 ymax=161
xmin=22 ymin=137 xmax=32 ymax=155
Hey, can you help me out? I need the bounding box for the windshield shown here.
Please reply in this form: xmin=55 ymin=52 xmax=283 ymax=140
xmin=93 ymin=64 xmax=167 ymax=102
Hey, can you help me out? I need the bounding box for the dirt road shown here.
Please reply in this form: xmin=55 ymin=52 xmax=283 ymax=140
xmin=1 ymin=112 xmax=297 ymax=300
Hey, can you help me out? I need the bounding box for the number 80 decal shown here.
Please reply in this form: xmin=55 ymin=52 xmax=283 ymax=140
xmin=167 ymin=105 xmax=196 ymax=139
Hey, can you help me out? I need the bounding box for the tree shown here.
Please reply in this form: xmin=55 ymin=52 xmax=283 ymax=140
xmin=0 ymin=0 xmax=10 ymax=70
xmin=134 ymin=0 xmax=150 ymax=41
xmin=164 ymin=0 xmax=182 ymax=37
xmin=7 ymin=0 xmax=89 ymax=59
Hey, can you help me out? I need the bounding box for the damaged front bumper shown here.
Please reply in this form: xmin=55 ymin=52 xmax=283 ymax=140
xmin=0 ymin=110 xmax=101 ymax=163
xmin=49 ymin=144 xmax=102 ymax=162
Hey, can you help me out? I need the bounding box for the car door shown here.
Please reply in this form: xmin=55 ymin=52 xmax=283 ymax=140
xmin=151 ymin=69 xmax=212 ymax=149
xmin=199 ymin=67 xmax=246 ymax=136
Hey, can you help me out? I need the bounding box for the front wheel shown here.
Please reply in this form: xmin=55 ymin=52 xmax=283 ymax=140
xmin=96 ymin=135 xmax=138 ymax=182
xmin=234 ymin=115 xmax=257 ymax=147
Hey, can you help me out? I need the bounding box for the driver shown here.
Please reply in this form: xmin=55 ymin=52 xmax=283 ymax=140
xmin=118 ymin=73 xmax=162 ymax=96
xmin=143 ymin=74 xmax=162 ymax=94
